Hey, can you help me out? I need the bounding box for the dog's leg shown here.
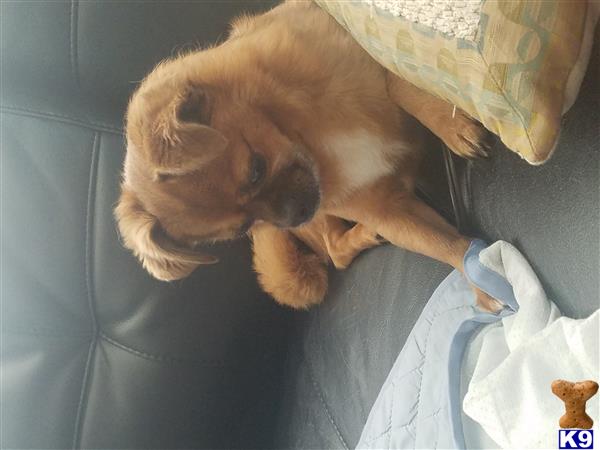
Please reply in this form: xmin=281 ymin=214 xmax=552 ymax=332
xmin=250 ymin=223 xmax=328 ymax=309
xmin=386 ymin=72 xmax=492 ymax=158
xmin=332 ymin=178 xmax=502 ymax=312
xmin=323 ymin=216 xmax=382 ymax=270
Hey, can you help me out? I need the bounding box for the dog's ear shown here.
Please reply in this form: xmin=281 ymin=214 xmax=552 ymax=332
xmin=144 ymin=86 xmax=228 ymax=179
xmin=115 ymin=188 xmax=218 ymax=281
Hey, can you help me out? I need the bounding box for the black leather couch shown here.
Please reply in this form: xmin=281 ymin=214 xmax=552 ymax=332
xmin=1 ymin=2 xmax=598 ymax=449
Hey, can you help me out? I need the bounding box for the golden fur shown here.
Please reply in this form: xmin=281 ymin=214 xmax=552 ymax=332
xmin=115 ymin=1 xmax=498 ymax=311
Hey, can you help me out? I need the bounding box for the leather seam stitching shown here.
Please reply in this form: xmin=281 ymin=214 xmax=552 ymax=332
xmin=0 ymin=105 xmax=123 ymax=135
xmin=99 ymin=332 xmax=229 ymax=367
xmin=70 ymin=338 xmax=95 ymax=449
xmin=306 ymin=363 xmax=349 ymax=450
xmin=71 ymin=131 xmax=101 ymax=450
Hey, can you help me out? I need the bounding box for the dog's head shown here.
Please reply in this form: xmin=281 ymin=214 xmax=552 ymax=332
xmin=115 ymin=44 xmax=321 ymax=281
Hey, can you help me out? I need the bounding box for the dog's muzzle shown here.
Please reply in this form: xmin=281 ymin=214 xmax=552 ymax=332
xmin=255 ymin=162 xmax=320 ymax=228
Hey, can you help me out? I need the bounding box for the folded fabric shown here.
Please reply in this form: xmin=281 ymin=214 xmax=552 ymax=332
xmin=357 ymin=240 xmax=519 ymax=449
xmin=358 ymin=240 xmax=598 ymax=449
xmin=462 ymin=242 xmax=599 ymax=449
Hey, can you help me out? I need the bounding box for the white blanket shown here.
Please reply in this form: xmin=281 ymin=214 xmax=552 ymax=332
xmin=462 ymin=242 xmax=599 ymax=449
xmin=358 ymin=240 xmax=599 ymax=449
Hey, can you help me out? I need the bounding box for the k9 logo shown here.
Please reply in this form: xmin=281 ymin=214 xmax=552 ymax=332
xmin=559 ymin=430 xmax=594 ymax=449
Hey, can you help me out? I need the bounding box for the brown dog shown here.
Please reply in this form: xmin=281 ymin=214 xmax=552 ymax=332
xmin=115 ymin=1 xmax=497 ymax=310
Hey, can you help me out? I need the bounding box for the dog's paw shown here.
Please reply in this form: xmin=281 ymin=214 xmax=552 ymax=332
xmin=472 ymin=286 xmax=504 ymax=313
xmin=260 ymin=253 xmax=328 ymax=310
xmin=356 ymin=225 xmax=384 ymax=248
xmin=329 ymin=224 xmax=383 ymax=270
xmin=442 ymin=110 xmax=493 ymax=159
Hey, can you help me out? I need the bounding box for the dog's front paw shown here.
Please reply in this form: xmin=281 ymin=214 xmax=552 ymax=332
xmin=356 ymin=225 xmax=384 ymax=248
xmin=442 ymin=110 xmax=493 ymax=159
xmin=328 ymin=224 xmax=383 ymax=270
xmin=259 ymin=253 xmax=328 ymax=310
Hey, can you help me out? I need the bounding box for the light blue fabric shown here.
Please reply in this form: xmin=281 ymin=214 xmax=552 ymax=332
xmin=357 ymin=240 xmax=518 ymax=449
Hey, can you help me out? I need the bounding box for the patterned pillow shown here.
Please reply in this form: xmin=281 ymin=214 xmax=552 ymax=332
xmin=315 ymin=0 xmax=598 ymax=164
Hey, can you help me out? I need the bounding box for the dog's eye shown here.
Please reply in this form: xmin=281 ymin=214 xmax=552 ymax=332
xmin=249 ymin=153 xmax=266 ymax=186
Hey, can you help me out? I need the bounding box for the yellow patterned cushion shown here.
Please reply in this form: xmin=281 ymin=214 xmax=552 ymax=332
xmin=315 ymin=0 xmax=598 ymax=164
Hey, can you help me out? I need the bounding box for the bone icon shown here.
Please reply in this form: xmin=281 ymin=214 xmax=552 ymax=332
xmin=551 ymin=379 xmax=599 ymax=429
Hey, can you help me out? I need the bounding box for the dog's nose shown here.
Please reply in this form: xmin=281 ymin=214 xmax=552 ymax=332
xmin=282 ymin=189 xmax=320 ymax=227
xmin=254 ymin=161 xmax=321 ymax=228
xmin=283 ymin=202 xmax=314 ymax=227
